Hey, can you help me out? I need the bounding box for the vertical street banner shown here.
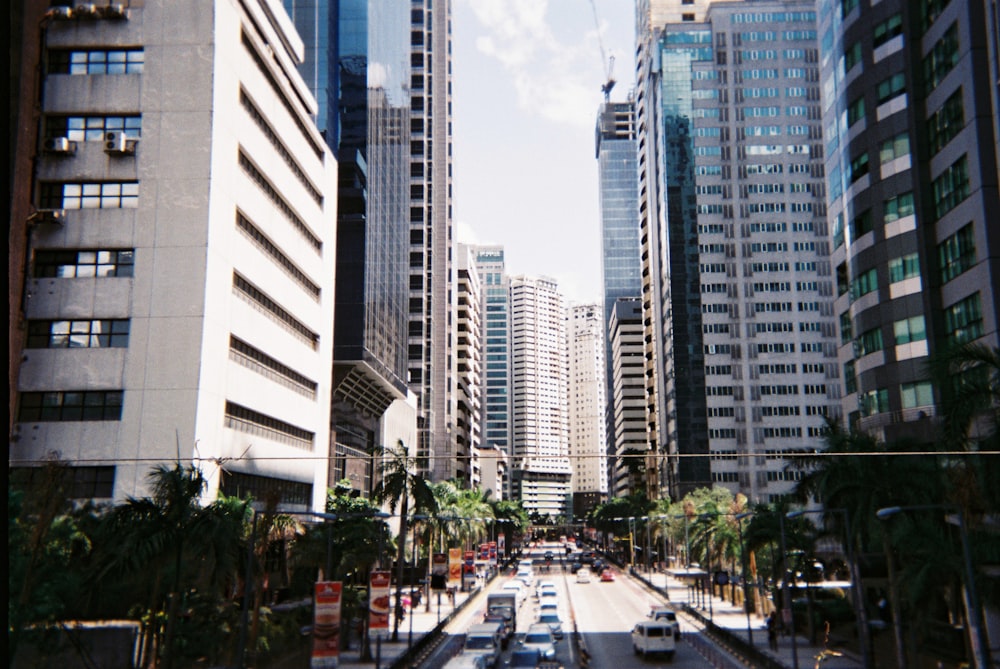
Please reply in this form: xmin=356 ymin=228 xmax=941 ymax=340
xmin=497 ymin=533 xmax=505 ymax=558
xmin=488 ymin=541 xmax=497 ymax=565
xmin=448 ymin=547 xmax=462 ymax=588
xmin=368 ymin=571 xmax=391 ymax=638
xmin=312 ymin=581 xmax=342 ymax=668
xmin=431 ymin=552 xmax=448 ymax=590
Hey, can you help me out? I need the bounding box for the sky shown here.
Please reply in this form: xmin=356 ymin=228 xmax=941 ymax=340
xmin=452 ymin=0 xmax=636 ymax=306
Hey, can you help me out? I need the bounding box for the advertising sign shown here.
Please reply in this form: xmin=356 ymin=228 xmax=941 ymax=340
xmin=497 ymin=533 xmax=505 ymax=558
xmin=368 ymin=571 xmax=391 ymax=638
xmin=431 ymin=552 xmax=448 ymax=590
xmin=448 ymin=547 xmax=462 ymax=588
xmin=312 ymin=581 xmax=342 ymax=668
xmin=479 ymin=543 xmax=490 ymax=561
xmin=488 ymin=541 xmax=497 ymax=565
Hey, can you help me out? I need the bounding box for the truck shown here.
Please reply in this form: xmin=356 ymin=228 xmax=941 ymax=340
xmin=486 ymin=592 xmax=518 ymax=631
xmin=464 ymin=622 xmax=503 ymax=669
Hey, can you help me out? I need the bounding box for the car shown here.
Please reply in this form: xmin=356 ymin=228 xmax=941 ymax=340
xmin=538 ymin=589 xmax=559 ymax=603
xmin=483 ymin=613 xmax=513 ymax=647
xmin=575 ymin=568 xmax=591 ymax=584
xmin=444 ymin=653 xmax=492 ymax=669
xmin=507 ymin=649 xmax=542 ymax=669
xmin=631 ymin=620 xmax=676 ymax=659
xmin=519 ymin=623 xmax=557 ymax=660
xmin=464 ymin=623 xmax=503 ymax=669
xmin=600 ymin=569 xmax=615 ymax=582
xmin=569 ymin=561 xmax=583 ymax=573
xmin=536 ymin=612 xmax=564 ymax=639
xmin=648 ymin=606 xmax=681 ymax=640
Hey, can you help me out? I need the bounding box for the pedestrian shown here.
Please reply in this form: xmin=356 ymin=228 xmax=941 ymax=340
xmin=767 ymin=612 xmax=779 ymax=651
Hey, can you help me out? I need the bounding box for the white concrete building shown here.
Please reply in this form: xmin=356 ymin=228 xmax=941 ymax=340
xmin=455 ymin=244 xmax=483 ymax=488
xmin=567 ymin=304 xmax=607 ymax=515
xmin=609 ymin=298 xmax=647 ymax=498
xmin=509 ymin=275 xmax=571 ymax=521
xmin=10 ymin=0 xmax=337 ymax=510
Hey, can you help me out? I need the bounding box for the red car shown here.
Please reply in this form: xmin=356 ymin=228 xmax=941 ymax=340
xmin=600 ymin=569 xmax=615 ymax=582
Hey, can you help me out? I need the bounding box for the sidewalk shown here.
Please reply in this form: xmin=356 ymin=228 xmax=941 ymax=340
xmin=635 ymin=568 xmax=865 ymax=669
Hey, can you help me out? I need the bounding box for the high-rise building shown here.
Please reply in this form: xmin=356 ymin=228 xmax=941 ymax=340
xmin=636 ymin=0 xmax=841 ymax=502
xmin=408 ymin=0 xmax=456 ymax=483
xmin=820 ymin=0 xmax=1000 ymax=439
xmin=285 ymin=0 xmax=413 ymax=495
xmin=455 ymin=244 xmax=483 ymax=487
xmin=509 ymin=275 xmax=571 ymax=521
xmin=595 ymin=99 xmax=643 ymax=398
xmin=473 ymin=246 xmax=512 ymax=476
xmin=567 ymin=304 xmax=608 ymax=517
xmin=608 ymin=298 xmax=647 ymax=498
xmin=10 ymin=0 xmax=338 ymax=508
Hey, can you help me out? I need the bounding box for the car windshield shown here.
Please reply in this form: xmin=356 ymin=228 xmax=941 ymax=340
xmin=539 ymin=615 xmax=559 ymax=623
xmin=525 ymin=632 xmax=551 ymax=644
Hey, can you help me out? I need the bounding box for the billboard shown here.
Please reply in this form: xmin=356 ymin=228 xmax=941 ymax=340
xmin=312 ymin=581 xmax=342 ymax=668
xmin=369 ymin=571 xmax=391 ymax=638
xmin=448 ymin=548 xmax=462 ymax=588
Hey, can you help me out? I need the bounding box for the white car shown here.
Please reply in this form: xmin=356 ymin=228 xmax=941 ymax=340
xmin=520 ymin=623 xmax=557 ymax=660
xmin=501 ymin=581 xmax=527 ymax=607
xmin=575 ymin=568 xmax=591 ymax=584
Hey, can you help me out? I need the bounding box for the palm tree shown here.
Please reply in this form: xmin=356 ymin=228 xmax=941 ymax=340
xmin=97 ymin=463 xmax=244 ymax=669
xmin=371 ymin=440 xmax=436 ymax=641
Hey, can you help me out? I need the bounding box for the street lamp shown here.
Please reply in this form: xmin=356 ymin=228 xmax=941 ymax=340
xmin=787 ymin=508 xmax=871 ymax=669
xmin=876 ymin=505 xmax=990 ymax=669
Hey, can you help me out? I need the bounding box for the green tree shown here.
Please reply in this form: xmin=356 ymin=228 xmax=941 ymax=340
xmin=371 ymin=440 xmax=436 ymax=641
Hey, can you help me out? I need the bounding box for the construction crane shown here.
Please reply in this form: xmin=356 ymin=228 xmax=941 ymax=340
xmin=589 ymin=0 xmax=616 ymax=100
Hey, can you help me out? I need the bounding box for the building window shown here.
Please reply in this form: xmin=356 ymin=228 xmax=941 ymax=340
xmin=893 ymin=315 xmax=927 ymax=344
xmin=938 ymin=223 xmax=976 ymax=283
xmin=844 ymin=360 xmax=856 ymax=394
xmin=839 ymin=311 xmax=853 ymax=344
xmin=900 ymin=381 xmax=934 ymax=409
xmin=219 ymin=470 xmax=312 ymax=507
xmin=844 ymin=41 xmax=862 ymax=71
xmin=847 ymin=97 xmax=865 ymax=126
xmin=849 ymin=152 xmax=869 ymax=183
xmin=33 ymin=249 xmax=134 ymax=278
xmin=27 ymin=319 xmax=130 ymax=348
xmin=920 ymin=0 xmax=953 ymax=33
xmin=879 ymin=132 xmax=910 ymax=164
xmin=944 ymin=292 xmax=983 ymax=344
xmin=876 ymin=73 xmax=906 ymax=105
xmin=888 ymin=253 xmax=920 ymax=283
xmin=860 ymin=388 xmax=889 ymax=416
xmin=850 ymin=267 xmax=878 ymax=301
xmin=932 ymin=155 xmax=970 ymax=219
xmin=849 ymin=209 xmax=873 ymax=242
xmin=883 ymin=192 xmax=914 ymax=223
xmin=927 ymin=89 xmax=964 ymax=156
xmin=48 ymin=48 xmax=144 ymax=75
xmin=224 ymin=400 xmax=314 ymax=450
xmin=923 ymin=22 xmax=959 ymax=92
xmin=10 ymin=465 xmax=115 ymax=499
xmin=40 ymin=182 xmax=139 ymax=209
xmin=45 ymin=115 xmax=141 ymax=141
xmin=18 ymin=390 xmax=124 ymax=422
xmin=873 ymin=14 xmax=903 ymax=48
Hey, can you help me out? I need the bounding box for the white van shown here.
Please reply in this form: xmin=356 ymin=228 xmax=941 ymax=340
xmin=631 ymin=620 xmax=676 ymax=660
xmin=464 ymin=622 xmax=503 ymax=668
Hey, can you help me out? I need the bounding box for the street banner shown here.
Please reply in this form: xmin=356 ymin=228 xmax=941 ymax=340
xmin=431 ymin=552 xmax=448 ymax=590
xmin=488 ymin=540 xmax=497 ymax=564
xmin=312 ymin=581 xmax=342 ymax=668
xmin=497 ymin=533 xmax=505 ymax=557
xmin=448 ymin=547 xmax=462 ymax=588
xmin=479 ymin=543 xmax=490 ymax=561
xmin=368 ymin=571 xmax=391 ymax=638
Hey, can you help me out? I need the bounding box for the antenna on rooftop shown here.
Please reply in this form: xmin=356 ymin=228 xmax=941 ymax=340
xmin=589 ymin=0 xmax=616 ymax=101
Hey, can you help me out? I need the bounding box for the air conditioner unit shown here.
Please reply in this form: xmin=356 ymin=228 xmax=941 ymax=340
xmin=100 ymin=3 xmax=128 ymax=19
xmin=31 ymin=209 xmax=67 ymax=225
xmin=46 ymin=6 xmax=74 ymax=20
xmin=74 ymin=4 xmax=99 ymax=18
xmin=105 ymin=132 xmax=136 ymax=155
xmin=44 ymin=137 xmax=75 ymax=154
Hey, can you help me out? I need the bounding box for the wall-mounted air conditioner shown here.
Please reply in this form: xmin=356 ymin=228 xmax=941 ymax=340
xmin=100 ymin=3 xmax=128 ymax=19
xmin=44 ymin=137 xmax=75 ymax=155
xmin=105 ymin=132 xmax=137 ymax=155
xmin=74 ymin=4 xmax=99 ymax=19
xmin=30 ymin=209 xmax=67 ymax=225
xmin=46 ymin=6 xmax=74 ymax=20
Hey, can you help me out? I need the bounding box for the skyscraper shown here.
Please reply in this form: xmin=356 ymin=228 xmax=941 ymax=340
xmin=608 ymin=298 xmax=647 ymax=498
xmin=11 ymin=0 xmax=337 ymax=507
xmin=286 ymin=0 xmax=413 ymax=494
xmin=408 ymin=0 xmax=456 ymax=483
xmin=567 ymin=304 xmax=608 ymax=517
xmin=473 ymin=246 xmax=512 ymax=478
xmin=455 ymin=244 xmax=483 ymax=487
xmin=509 ymin=275 xmax=571 ymax=521
xmin=820 ymin=0 xmax=1000 ymax=439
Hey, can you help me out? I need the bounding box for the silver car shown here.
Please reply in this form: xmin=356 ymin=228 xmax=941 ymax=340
xmin=536 ymin=612 xmax=564 ymax=639
xmin=520 ymin=623 xmax=557 ymax=659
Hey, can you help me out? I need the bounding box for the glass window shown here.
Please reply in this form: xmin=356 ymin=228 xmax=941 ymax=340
xmin=860 ymin=388 xmax=889 ymax=416
xmin=844 ymin=41 xmax=863 ymax=71
xmin=40 ymin=182 xmax=139 ymax=209
xmin=844 ymin=360 xmax=857 ymax=393
xmin=849 ymin=209 xmax=873 ymax=241
xmin=888 ymin=253 xmax=920 ymax=283
xmin=26 ymin=319 xmax=129 ymax=348
xmin=847 ymin=97 xmax=865 ymax=127
xmin=839 ymin=311 xmax=853 ymax=344
xmin=850 ymin=267 xmax=878 ymax=301
xmin=879 ymin=132 xmax=910 ymax=164
xmin=932 ymin=155 xmax=970 ymax=219
xmin=900 ymin=382 xmax=934 ymax=409
xmin=923 ymin=23 xmax=959 ymax=92
xmin=893 ymin=316 xmax=927 ymax=344
xmin=849 ymin=152 xmax=869 ymax=183
xmin=876 ymin=73 xmax=906 ymax=104
xmin=927 ymin=89 xmax=964 ymax=156
xmin=49 ymin=49 xmax=144 ymax=75
xmin=33 ymin=249 xmax=134 ymax=278
xmin=944 ymin=292 xmax=983 ymax=344
xmin=873 ymin=14 xmax=903 ymax=48
xmin=938 ymin=223 xmax=976 ymax=283
xmin=17 ymin=390 xmax=124 ymax=422
xmin=883 ymin=192 xmax=914 ymax=223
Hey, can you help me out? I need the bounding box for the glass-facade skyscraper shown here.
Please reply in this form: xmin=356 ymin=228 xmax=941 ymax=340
xmin=473 ymin=246 xmax=511 ymax=479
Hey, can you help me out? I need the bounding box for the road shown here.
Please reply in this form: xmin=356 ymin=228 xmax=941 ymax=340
xmin=426 ymin=541 xmax=716 ymax=669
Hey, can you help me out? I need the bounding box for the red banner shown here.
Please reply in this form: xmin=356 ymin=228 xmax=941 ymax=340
xmin=449 ymin=547 xmax=462 ymax=587
xmin=369 ymin=571 xmax=391 ymax=638
xmin=312 ymin=581 xmax=342 ymax=668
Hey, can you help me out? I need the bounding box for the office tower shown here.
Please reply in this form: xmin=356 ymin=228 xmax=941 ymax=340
xmin=455 ymin=244 xmax=483 ymax=487
xmin=567 ymin=304 xmax=608 ymax=517
xmin=286 ymin=0 xmax=413 ymax=495
xmin=10 ymin=0 xmax=337 ymax=507
xmin=608 ymin=298 xmax=647 ymax=498
xmin=637 ymin=0 xmax=839 ymax=502
xmin=509 ymin=275 xmax=571 ymax=521
xmin=595 ymin=99 xmax=643 ymax=399
xmin=473 ymin=246 xmax=512 ymax=477
xmin=820 ymin=0 xmax=1000 ymax=439
xmin=409 ymin=0 xmax=456 ymax=483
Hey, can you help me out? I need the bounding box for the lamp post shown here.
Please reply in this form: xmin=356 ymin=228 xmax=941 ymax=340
xmin=778 ymin=511 xmax=800 ymax=669
xmin=787 ymin=508 xmax=871 ymax=669
xmin=876 ymin=505 xmax=990 ymax=669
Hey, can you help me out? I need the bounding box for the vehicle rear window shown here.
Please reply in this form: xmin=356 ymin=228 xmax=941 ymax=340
xmin=466 ymin=637 xmax=493 ymax=649
xmin=647 ymin=627 xmax=665 ymax=637
xmin=525 ymin=633 xmax=550 ymax=643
